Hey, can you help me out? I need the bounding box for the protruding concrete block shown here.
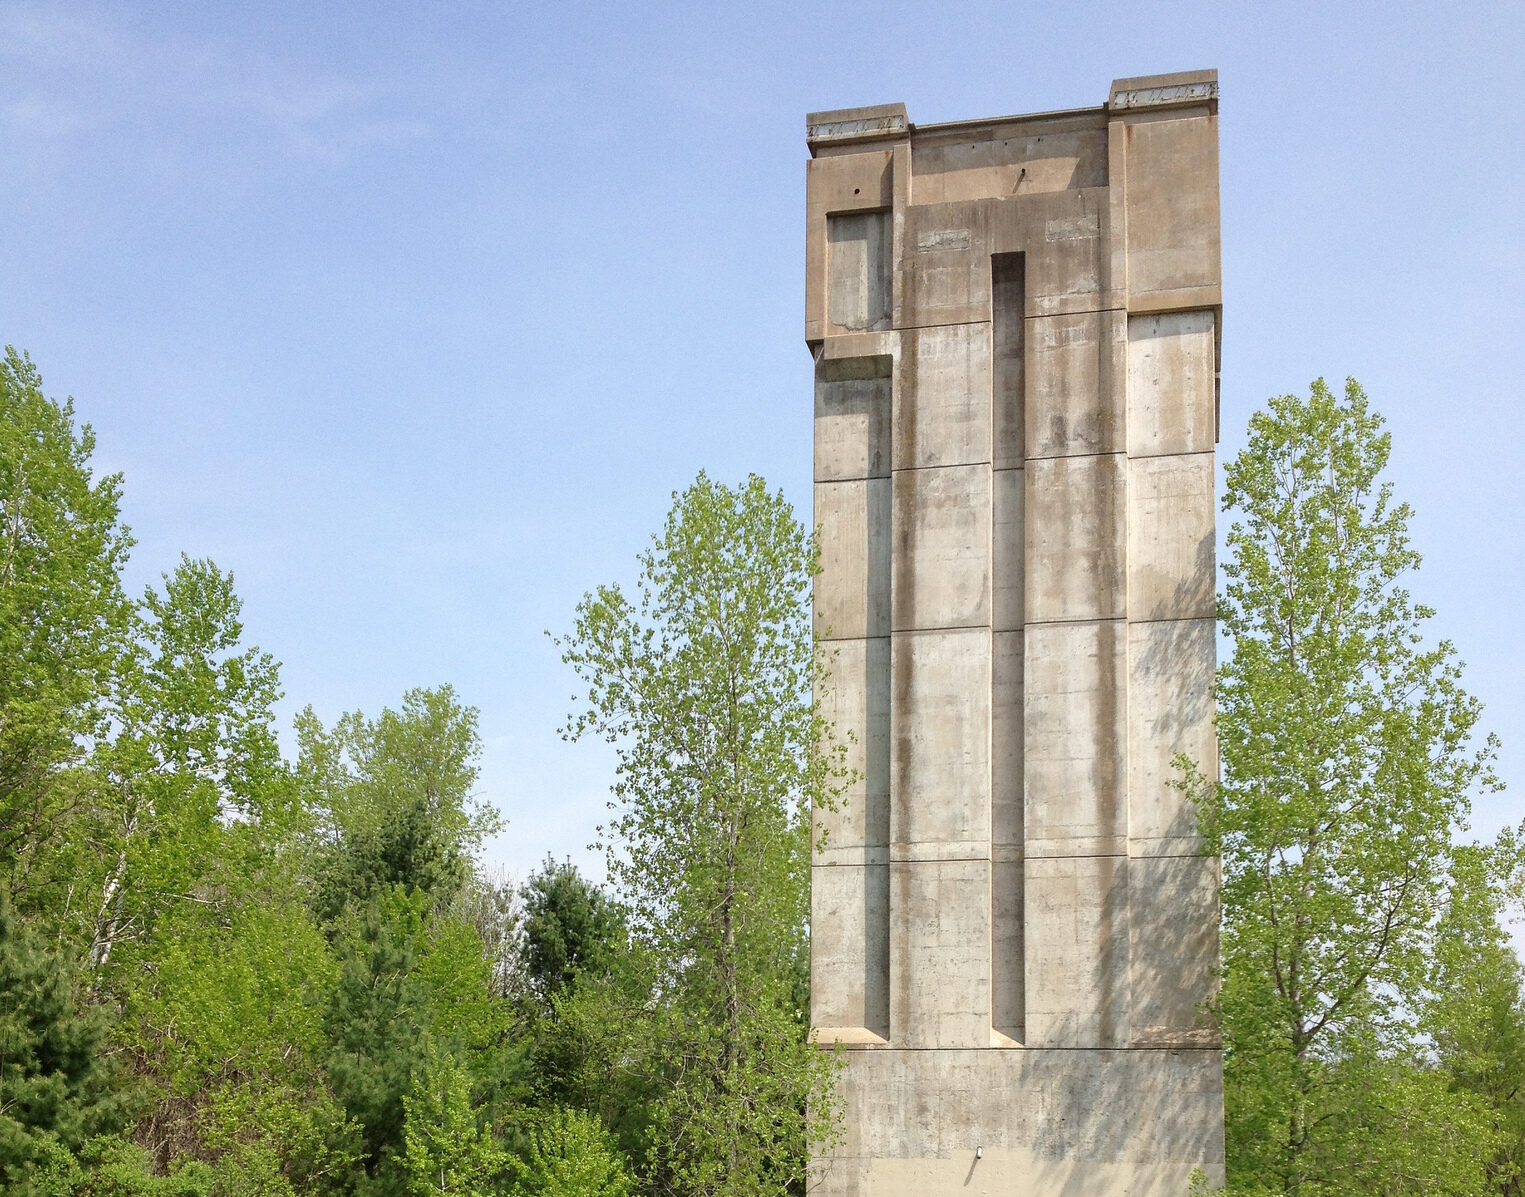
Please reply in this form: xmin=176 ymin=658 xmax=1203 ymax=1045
xmin=1026 ymin=309 xmax=1127 ymax=459
xmin=816 ymin=636 xmax=891 ymax=865
xmin=1025 ymin=855 xmax=1130 ymax=1047
xmin=891 ymin=628 xmax=991 ymax=854
xmin=814 ymin=478 xmax=891 ymax=640
xmin=1024 ymin=620 xmax=1126 ymax=855
xmin=1128 ymin=618 xmax=1215 ymax=855
xmin=1025 ymin=454 xmax=1126 ymax=623
xmin=893 ymin=323 xmax=993 ymax=469
xmin=1127 ymin=454 xmax=1214 ymax=622
xmin=806 ymin=146 xmax=899 ymax=344
xmin=892 ymin=464 xmax=991 ymax=631
xmin=1129 ymin=855 xmax=1219 ymax=1046
xmin=815 ymin=356 xmax=892 ymax=482
xmin=1119 ymin=108 xmax=1221 ymax=312
xmin=894 ymin=199 xmax=987 ymax=329
xmin=892 ymin=859 xmax=991 ymax=1047
xmin=1127 ymin=311 xmax=1216 ymax=457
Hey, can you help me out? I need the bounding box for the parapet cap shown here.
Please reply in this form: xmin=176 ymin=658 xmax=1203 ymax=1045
xmin=1109 ymin=69 xmax=1218 ymax=113
xmin=806 ymin=103 xmax=909 ymax=151
xmin=805 ymin=71 xmax=1217 ymax=154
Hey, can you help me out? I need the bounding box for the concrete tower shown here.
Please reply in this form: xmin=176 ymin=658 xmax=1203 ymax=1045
xmin=806 ymin=71 xmax=1224 ymax=1195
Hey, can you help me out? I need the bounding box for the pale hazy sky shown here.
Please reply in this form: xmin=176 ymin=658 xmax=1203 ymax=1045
xmin=3 ymin=1 xmax=1521 ymax=883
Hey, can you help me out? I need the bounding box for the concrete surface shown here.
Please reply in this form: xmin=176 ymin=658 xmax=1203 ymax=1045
xmin=808 ymin=70 xmax=1223 ymax=1195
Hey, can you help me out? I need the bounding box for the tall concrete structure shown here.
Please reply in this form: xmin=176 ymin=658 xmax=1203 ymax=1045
xmin=807 ymin=71 xmax=1223 ymax=1195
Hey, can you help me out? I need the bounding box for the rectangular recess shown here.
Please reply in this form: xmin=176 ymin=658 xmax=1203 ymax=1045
xmin=815 ymin=354 xmax=892 ymax=482
xmin=991 ymin=252 xmax=1026 ymax=469
xmin=827 ymin=211 xmax=891 ymax=334
xmin=991 ymin=252 xmax=1026 ymax=1043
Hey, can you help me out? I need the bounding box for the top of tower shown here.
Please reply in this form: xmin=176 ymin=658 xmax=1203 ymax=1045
xmin=805 ymin=69 xmax=1217 ymax=155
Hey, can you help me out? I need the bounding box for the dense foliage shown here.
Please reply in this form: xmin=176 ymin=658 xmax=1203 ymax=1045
xmin=1190 ymin=378 xmax=1522 ymax=1196
xmin=6 ymin=346 xmax=1525 ymax=1197
xmin=0 ymin=350 xmax=833 ymax=1196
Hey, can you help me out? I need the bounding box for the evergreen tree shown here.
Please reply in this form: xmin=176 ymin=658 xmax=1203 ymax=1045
xmin=324 ymin=899 xmax=431 ymax=1196
xmin=0 ymin=894 xmax=125 ymax=1194
xmin=519 ymin=859 xmax=625 ymax=1006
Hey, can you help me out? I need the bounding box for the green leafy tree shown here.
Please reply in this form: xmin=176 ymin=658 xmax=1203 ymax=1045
xmin=0 ymin=893 xmax=126 ymax=1194
xmin=0 ymin=347 xmax=135 ymax=912
xmin=1192 ymin=379 xmax=1501 ymax=1194
xmin=82 ymin=555 xmax=284 ymax=975
xmin=1426 ymin=839 xmax=1525 ymax=1194
xmin=120 ymin=888 xmax=355 ymax=1195
xmin=298 ymin=687 xmax=499 ymax=926
xmin=514 ymin=1107 xmax=632 ymax=1197
xmin=401 ymin=1044 xmax=505 ymax=1197
xmin=558 ymin=473 xmax=844 ymax=1197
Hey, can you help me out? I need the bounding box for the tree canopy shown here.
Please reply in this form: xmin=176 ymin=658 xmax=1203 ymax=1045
xmin=1192 ymin=377 xmax=1516 ymax=1196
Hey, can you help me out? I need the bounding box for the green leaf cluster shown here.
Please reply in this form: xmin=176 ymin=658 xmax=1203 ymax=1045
xmin=1197 ymin=377 xmax=1520 ymax=1195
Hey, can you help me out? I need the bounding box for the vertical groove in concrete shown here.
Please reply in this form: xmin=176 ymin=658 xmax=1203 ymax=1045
xmin=990 ymin=251 xmax=1025 ymax=1045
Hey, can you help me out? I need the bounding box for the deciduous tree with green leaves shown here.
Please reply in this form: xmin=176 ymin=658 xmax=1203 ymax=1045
xmin=1190 ymin=378 xmax=1503 ymax=1194
xmin=559 ymin=472 xmax=844 ymax=1197
xmin=402 ymin=1043 xmax=505 ymax=1197
xmin=297 ymin=687 xmax=500 ymax=926
xmin=514 ymin=1107 xmax=632 ymax=1197
xmin=0 ymin=347 xmax=135 ymax=914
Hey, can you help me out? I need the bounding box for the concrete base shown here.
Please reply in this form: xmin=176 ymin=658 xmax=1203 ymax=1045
xmin=813 ymin=1048 xmax=1224 ymax=1197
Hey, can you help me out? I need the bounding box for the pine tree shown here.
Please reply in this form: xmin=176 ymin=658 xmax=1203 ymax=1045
xmin=0 ymin=894 xmax=125 ymax=1194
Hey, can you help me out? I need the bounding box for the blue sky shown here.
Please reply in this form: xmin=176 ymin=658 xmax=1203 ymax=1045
xmin=3 ymin=1 xmax=1522 ymax=882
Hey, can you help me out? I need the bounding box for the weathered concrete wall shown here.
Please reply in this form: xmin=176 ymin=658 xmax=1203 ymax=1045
xmin=808 ymin=71 xmax=1224 ymax=1194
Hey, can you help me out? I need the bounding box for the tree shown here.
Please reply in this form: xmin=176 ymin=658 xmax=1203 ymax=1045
xmin=82 ymin=555 xmax=284 ymax=975
xmin=519 ymin=858 xmax=625 ymax=1006
xmin=1426 ymin=839 xmax=1525 ymax=1195
xmin=558 ymin=472 xmax=843 ymax=1197
xmin=514 ymin=1107 xmax=632 ymax=1197
xmin=324 ymin=886 xmax=521 ymax=1197
xmin=402 ymin=1043 xmax=505 ymax=1197
xmin=1192 ymin=378 xmax=1501 ymax=1194
xmin=297 ymin=687 xmax=499 ymax=926
xmin=324 ymin=896 xmax=432 ymax=1197
xmin=0 ymin=893 xmax=126 ymax=1195
xmin=0 ymin=347 xmax=135 ymax=911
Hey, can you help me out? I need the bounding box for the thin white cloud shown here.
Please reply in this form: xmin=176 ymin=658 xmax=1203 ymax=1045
xmin=1 ymin=3 xmax=432 ymax=163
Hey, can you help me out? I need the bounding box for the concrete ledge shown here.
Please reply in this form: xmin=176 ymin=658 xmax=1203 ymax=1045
xmin=1109 ymin=70 xmax=1219 ymax=113
xmin=808 ymin=103 xmax=909 ymax=151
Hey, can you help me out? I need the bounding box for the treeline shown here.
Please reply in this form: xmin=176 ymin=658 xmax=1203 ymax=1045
xmin=8 ymin=343 xmax=1525 ymax=1197
xmin=0 ymin=348 xmax=833 ymax=1197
